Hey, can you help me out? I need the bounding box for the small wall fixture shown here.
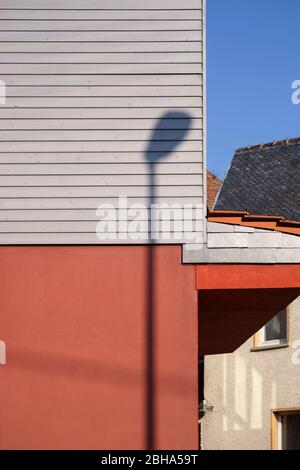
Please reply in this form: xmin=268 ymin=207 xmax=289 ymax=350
xmin=0 ymin=340 xmax=6 ymax=365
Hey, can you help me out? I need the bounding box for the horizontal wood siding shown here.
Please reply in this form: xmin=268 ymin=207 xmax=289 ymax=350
xmin=0 ymin=0 xmax=204 ymax=244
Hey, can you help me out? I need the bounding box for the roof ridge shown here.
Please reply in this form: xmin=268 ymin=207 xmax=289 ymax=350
xmin=236 ymin=137 xmax=300 ymax=154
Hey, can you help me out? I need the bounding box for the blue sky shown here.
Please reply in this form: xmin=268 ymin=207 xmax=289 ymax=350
xmin=207 ymin=0 xmax=300 ymax=177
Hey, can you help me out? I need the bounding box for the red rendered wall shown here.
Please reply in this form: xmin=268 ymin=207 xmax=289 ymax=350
xmin=0 ymin=246 xmax=198 ymax=450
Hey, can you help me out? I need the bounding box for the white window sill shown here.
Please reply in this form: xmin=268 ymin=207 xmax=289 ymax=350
xmin=251 ymin=342 xmax=289 ymax=352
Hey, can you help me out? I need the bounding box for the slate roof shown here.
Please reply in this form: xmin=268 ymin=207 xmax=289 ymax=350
xmin=214 ymin=138 xmax=300 ymax=221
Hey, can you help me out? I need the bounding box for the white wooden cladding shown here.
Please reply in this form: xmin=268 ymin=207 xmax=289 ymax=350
xmin=0 ymin=64 xmax=202 ymax=74
xmin=0 ymin=129 xmax=202 ymax=141
xmin=0 ymin=197 xmax=203 ymax=210
xmin=0 ymin=42 xmax=202 ymax=53
xmin=0 ymin=163 xmax=203 ymax=175
xmin=0 ymin=21 xmax=202 ymax=31
xmin=0 ymin=152 xmax=203 ymax=164
xmin=0 ymin=118 xmax=203 ymax=130
xmin=0 ymin=233 xmax=204 ymax=245
xmin=0 ymin=76 xmax=203 ymax=86
xmin=0 ymin=108 xmax=203 ymax=119
xmin=0 ymin=1 xmax=200 ymax=10
xmin=0 ymin=141 xmax=202 ymax=152
xmin=0 ymin=0 xmax=204 ymax=245
xmin=0 ymin=208 xmax=202 ymax=221
xmin=0 ymin=31 xmax=201 ymax=42
xmin=0 ymin=11 xmax=202 ymax=21
xmin=0 ymin=53 xmax=202 ymax=63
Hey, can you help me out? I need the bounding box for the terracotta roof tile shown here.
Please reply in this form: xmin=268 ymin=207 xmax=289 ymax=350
xmin=208 ymin=210 xmax=300 ymax=236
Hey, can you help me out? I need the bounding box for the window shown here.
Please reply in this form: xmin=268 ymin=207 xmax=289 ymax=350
xmin=253 ymin=309 xmax=288 ymax=349
xmin=271 ymin=410 xmax=300 ymax=450
xmin=262 ymin=309 xmax=287 ymax=345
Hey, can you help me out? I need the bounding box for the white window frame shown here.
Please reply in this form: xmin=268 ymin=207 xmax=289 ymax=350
xmin=259 ymin=320 xmax=287 ymax=347
xmin=277 ymin=414 xmax=283 ymax=450
xmin=254 ymin=308 xmax=288 ymax=349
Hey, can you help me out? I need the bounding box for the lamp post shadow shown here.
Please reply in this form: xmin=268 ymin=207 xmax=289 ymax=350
xmin=144 ymin=111 xmax=193 ymax=450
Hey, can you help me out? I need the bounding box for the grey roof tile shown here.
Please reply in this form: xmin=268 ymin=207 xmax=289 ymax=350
xmin=214 ymin=138 xmax=300 ymax=221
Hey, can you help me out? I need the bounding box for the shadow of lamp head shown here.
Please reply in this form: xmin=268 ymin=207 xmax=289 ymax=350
xmin=145 ymin=111 xmax=193 ymax=164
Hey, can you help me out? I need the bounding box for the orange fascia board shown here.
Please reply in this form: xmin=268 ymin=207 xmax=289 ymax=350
xmin=208 ymin=211 xmax=300 ymax=236
xmin=196 ymin=264 xmax=300 ymax=290
xmin=273 ymin=225 xmax=300 ymax=235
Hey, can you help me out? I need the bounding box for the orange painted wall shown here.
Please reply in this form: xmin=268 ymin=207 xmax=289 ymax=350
xmin=0 ymin=246 xmax=198 ymax=450
xmin=197 ymin=265 xmax=300 ymax=290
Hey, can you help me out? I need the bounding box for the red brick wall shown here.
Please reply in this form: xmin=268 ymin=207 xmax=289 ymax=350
xmin=207 ymin=171 xmax=222 ymax=210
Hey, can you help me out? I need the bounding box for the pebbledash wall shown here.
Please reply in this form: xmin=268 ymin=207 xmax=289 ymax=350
xmin=0 ymin=0 xmax=204 ymax=450
xmin=202 ymin=296 xmax=300 ymax=450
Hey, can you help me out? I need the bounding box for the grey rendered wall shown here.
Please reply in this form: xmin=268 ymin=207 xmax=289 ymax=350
xmin=202 ymin=296 xmax=300 ymax=450
xmin=183 ymin=222 xmax=300 ymax=263
xmin=0 ymin=0 xmax=204 ymax=244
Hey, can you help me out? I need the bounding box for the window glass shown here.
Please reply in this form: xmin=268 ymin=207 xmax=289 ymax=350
xmin=264 ymin=309 xmax=287 ymax=342
xmin=282 ymin=414 xmax=300 ymax=450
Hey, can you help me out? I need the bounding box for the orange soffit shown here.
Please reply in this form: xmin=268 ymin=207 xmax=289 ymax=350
xmin=208 ymin=211 xmax=300 ymax=236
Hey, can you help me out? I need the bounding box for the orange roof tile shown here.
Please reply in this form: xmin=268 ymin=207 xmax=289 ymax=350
xmin=208 ymin=210 xmax=300 ymax=236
